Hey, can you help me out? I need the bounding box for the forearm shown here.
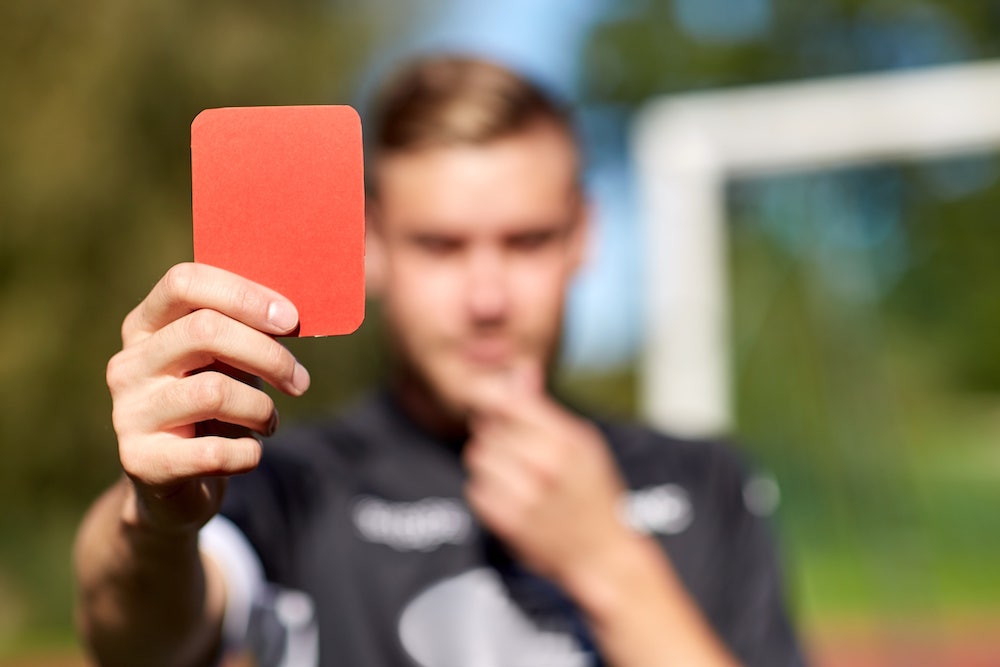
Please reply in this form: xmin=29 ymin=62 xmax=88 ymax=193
xmin=562 ymin=532 xmax=741 ymax=667
xmin=74 ymin=478 xmax=225 ymax=667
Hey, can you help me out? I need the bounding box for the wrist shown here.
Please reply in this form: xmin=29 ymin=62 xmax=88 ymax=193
xmin=120 ymin=475 xmax=225 ymax=539
xmin=118 ymin=478 xmax=203 ymax=551
xmin=558 ymin=528 xmax=667 ymax=622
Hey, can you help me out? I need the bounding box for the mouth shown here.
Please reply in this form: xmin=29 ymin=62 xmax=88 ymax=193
xmin=461 ymin=339 xmax=513 ymax=367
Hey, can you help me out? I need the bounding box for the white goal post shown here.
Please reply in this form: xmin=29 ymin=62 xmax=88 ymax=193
xmin=632 ymin=60 xmax=1000 ymax=437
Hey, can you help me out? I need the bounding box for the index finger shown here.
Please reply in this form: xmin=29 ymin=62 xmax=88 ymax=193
xmin=122 ymin=263 xmax=299 ymax=346
xmin=466 ymin=360 xmax=549 ymax=426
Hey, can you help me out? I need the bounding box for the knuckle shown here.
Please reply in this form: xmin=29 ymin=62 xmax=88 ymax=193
xmin=197 ymin=439 xmax=226 ymax=473
xmin=270 ymin=344 xmax=297 ymax=381
xmin=259 ymin=393 xmax=277 ymax=422
xmin=105 ymin=352 xmax=127 ymax=393
xmin=185 ymin=309 xmax=225 ymax=346
xmin=233 ymin=284 xmax=265 ymax=318
xmin=162 ymin=263 xmax=197 ymax=301
xmin=110 ymin=402 xmax=134 ymax=435
xmin=255 ymin=338 xmax=294 ymax=382
xmin=120 ymin=306 xmax=140 ymax=344
xmin=234 ymin=438 xmax=263 ymax=471
xmin=118 ymin=441 xmax=146 ymax=479
xmin=532 ymin=454 xmax=563 ymax=487
xmin=191 ymin=373 xmax=228 ymax=413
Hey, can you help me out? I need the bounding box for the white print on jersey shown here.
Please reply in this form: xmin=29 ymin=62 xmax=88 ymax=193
xmin=622 ymin=484 xmax=694 ymax=535
xmin=399 ymin=568 xmax=592 ymax=667
xmin=352 ymin=496 xmax=472 ymax=552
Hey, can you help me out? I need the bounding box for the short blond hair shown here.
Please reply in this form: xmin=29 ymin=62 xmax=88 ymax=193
xmin=368 ymin=55 xmax=575 ymax=158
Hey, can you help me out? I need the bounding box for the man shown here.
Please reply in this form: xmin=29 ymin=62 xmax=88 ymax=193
xmin=75 ymin=55 xmax=806 ymax=667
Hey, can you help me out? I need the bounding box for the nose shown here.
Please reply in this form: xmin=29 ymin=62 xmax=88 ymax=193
xmin=465 ymin=246 xmax=508 ymax=324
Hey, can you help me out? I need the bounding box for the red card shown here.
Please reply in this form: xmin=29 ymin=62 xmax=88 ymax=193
xmin=191 ymin=105 xmax=365 ymax=337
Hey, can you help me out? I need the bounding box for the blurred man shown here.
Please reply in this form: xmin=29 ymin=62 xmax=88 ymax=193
xmin=75 ymin=55 xmax=806 ymax=667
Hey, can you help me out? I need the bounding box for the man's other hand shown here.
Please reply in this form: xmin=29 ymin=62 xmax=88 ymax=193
xmin=463 ymin=361 xmax=633 ymax=588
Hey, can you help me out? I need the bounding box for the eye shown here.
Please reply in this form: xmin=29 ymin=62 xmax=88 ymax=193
xmin=507 ymin=229 xmax=561 ymax=252
xmin=411 ymin=234 xmax=463 ymax=255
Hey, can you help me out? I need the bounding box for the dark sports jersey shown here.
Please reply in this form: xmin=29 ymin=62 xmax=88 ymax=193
xmin=211 ymin=391 xmax=807 ymax=667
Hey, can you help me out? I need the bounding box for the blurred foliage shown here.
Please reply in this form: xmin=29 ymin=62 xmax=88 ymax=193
xmin=726 ymin=163 xmax=1000 ymax=622
xmin=0 ymin=0 xmax=378 ymax=510
xmin=0 ymin=0 xmax=386 ymax=651
xmin=3 ymin=0 xmax=1000 ymax=656
xmin=583 ymin=0 xmax=1000 ymax=100
xmin=581 ymin=0 xmax=1000 ymax=631
xmin=890 ymin=155 xmax=1000 ymax=391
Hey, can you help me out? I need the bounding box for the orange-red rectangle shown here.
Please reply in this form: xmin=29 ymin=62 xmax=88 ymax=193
xmin=192 ymin=105 xmax=365 ymax=337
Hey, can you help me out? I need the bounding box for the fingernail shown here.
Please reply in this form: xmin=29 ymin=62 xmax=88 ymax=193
xmin=267 ymin=301 xmax=298 ymax=332
xmin=291 ymin=362 xmax=311 ymax=395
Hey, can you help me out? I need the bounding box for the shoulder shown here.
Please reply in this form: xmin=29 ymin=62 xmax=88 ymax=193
xmin=600 ymin=419 xmax=753 ymax=490
xmin=597 ymin=418 xmax=784 ymax=534
xmin=599 ymin=419 xmax=786 ymax=575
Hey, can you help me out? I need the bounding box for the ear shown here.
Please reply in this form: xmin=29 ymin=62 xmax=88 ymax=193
xmin=567 ymin=194 xmax=591 ymax=276
xmin=365 ymin=199 xmax=386 ymax=297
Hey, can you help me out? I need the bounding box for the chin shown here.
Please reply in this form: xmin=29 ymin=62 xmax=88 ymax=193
xmin=413 ymin=369 xmax=472 ymax=415
xmin=428 ymin=370 xmax=502 ymax=416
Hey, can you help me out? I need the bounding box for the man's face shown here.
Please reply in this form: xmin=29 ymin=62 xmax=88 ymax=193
xmin=369 ymin=122 xmax=586 ymax=417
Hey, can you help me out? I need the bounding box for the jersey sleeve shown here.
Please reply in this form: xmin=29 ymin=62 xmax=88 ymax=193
xmin=216 ymin=420 xmax=357 ymax=581
xmin=199 ymin=514 xmax=267 ymax=648
xmin=606 ymin=422 xmax=809 ymax=667
xmin=697 ymin=442 xmax=809 ymax=667
xmin=217 ymin=447 xmax=299 ymax=582
xmin=208 ymin=427 xmax=336 ymax=664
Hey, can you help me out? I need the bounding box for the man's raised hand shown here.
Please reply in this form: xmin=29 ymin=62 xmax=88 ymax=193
xmin=106 ymin=262 xmax=310 ymax=533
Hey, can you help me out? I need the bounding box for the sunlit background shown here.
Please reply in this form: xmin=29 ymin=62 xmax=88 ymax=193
xmin=2 ymin=1 xmax=999 ymax=665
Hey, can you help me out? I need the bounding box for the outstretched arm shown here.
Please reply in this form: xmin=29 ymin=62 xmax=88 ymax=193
xmin=74 ymin=263 xmax=308 ymax=667
xmin=75 ymin=479 xmax=228 ymax=667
